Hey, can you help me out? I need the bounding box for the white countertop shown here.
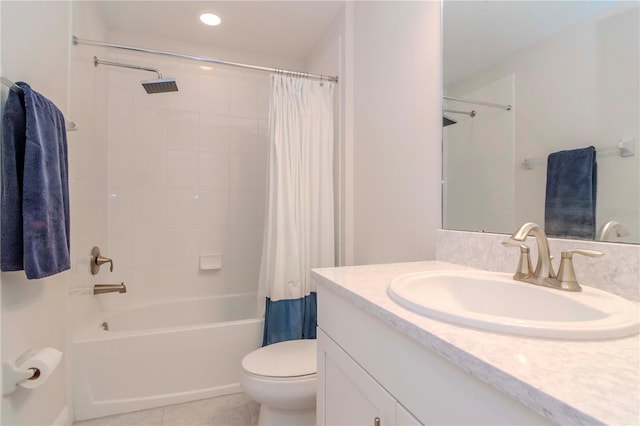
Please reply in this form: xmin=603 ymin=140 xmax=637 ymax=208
xmin=311 ymin=261 xmax=640 ymax=426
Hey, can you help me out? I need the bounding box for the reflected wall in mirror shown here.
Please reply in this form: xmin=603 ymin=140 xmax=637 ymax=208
xmin=442 ymin=0 xmax=639 ymax=244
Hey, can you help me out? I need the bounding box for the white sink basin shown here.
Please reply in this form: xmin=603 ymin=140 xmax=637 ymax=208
xmin=388 ymin=270 xmax=640 ymax=340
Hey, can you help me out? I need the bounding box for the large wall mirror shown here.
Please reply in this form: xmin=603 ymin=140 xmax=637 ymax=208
xmin=442 ymin=1 xmax=639 ymax=244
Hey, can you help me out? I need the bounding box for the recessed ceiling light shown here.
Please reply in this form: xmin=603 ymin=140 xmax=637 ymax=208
xmin=200 ymin=12 xmax=221 ymax=26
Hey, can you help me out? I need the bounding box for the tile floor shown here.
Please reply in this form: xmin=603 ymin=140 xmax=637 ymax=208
xmin=72 ymin=393 xmax=259 ymax=426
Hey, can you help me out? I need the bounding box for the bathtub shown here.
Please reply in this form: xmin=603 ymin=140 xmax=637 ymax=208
xmin=73 ymin=293 xmax=263 ymax=421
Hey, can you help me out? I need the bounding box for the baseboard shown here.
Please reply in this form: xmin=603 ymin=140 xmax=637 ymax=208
xmin=53 ymin=406 xmax=71 ymax=426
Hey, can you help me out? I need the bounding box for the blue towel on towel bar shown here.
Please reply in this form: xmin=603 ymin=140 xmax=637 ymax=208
xmin=544 ymin=146 xmax=597 ymax=240
xmin=1 ymin=82 xmax=70 ymax=279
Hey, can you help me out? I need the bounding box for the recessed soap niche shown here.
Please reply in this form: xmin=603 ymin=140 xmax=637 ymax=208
xmin=199 ymin=254 xmax=222 ymax=271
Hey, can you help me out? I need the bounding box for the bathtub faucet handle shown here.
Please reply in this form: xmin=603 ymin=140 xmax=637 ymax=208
xmin=96 ymin=256 xmax=113 ymax=272
xmin=91 ymin=246 xmax=114 ymax=275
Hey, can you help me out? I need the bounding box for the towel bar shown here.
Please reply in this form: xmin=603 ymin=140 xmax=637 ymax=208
xmin=1 ymin=76 xmax=78 ymax=132
xmin=521 ymin=138 xmax=636 ymax=169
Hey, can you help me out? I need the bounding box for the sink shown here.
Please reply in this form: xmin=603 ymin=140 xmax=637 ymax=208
xmin=388 ymin=270 xmax=640 ymax=340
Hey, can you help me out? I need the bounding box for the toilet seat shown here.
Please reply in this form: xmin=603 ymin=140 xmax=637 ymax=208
xmin=242 ymin=339 xmax=317 ymax=378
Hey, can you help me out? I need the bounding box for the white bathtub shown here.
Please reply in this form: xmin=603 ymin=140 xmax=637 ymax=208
xmin=73 ymin=293 xmax=263 ymax=421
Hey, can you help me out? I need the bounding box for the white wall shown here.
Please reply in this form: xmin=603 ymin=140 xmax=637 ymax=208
xmin=1 ymin=2 xmax=71 ymax=424
xmin=303 ymin=4 xmax=351 ymax=266
xmin=352 ymin=1 xmax=442 ymax=265
xmin=446 ymin=4 xmax=640 ymax=242
xmin=444 ymin=74 xmax=515 ymax=234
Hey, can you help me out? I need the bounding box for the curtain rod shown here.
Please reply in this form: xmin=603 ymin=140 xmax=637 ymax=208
xmin=73 ymin=36 xmax=338 ymax=83
xmin=1 ymin=76 xmax=78 ymax=131
xmin=444 ymin=95 xmax=512 ymax=111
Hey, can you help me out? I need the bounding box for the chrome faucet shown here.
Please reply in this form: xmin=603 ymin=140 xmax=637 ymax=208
xmin=596 ymin=221 xmax=629 ymax=241
xmin=504 ymin=222 xmax=604 ymax=291
xmin=93 ymin=283 xmax=127 ymax=295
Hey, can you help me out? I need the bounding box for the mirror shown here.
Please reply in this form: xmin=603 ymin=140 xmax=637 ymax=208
xmin=442 ymin=1 xmax=639 ymax=244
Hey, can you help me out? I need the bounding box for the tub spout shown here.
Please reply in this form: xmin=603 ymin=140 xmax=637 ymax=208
xmin=94 ymin=283 xmax=127 ymax=295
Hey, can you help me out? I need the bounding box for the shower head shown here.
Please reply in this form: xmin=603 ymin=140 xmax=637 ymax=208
xmin=141 ymin=78 xmax=179 ymax=94
xmin=443 ymin=116 xmax=457 ymax=127
xmin=93 ymin=56 xmax=179 ymax=94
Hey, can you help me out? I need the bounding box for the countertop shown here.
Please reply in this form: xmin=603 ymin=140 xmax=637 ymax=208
xmin=311 ymin=261 xmax=640 ymax=426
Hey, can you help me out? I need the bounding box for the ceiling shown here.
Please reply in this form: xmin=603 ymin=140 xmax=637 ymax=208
xmin=96 ymin=1 xmax=345 ymax=59
xmin=443 ymin=0 xmax=619 ymax=86
xmin=95 ymin=1 xmax=623 ymax=84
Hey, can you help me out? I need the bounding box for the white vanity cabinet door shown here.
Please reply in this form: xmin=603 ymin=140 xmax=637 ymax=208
xmin=318 ymin=329 xmax=397 ymax=426
xmin=396 ymin=403 xmax=422 ymax=426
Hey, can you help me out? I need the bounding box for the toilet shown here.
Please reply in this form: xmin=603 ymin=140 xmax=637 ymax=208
xmin=241 ymin=339 xmax=317 ymax=426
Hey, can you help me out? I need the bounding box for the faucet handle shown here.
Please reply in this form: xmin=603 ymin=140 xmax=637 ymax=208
xmin=90 ymin=246 xmax=114 ymax=275
xmin=556 ymin=249 xmax=604 ymax=291
xmin=95 ymin=255 xmax=114 ymax=272
xmin=501 ymin=241 xmax=533 ymax=278
xmin=501 ymin=241 xmax=528 ymax=250
xmin=562 ymin=249 xmax=604 ymax=259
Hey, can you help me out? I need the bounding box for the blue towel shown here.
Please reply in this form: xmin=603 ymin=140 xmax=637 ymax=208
xmin=262 ymin=293 xmax=317 ymax=346
xmin=1 ymin=82 xmax=70 ymax=279
xmin=544 ymin=146 xmax=597 ymax=240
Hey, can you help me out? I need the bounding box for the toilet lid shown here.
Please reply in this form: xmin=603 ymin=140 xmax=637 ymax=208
xmin=242 ymin=339 xmax=317 ymax=378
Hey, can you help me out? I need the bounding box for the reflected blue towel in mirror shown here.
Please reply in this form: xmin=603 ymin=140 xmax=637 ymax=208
xmin=1 ymin=82 xmax=70 ymax=279
xmin=544 ymin=146 xmax=597 ymax=240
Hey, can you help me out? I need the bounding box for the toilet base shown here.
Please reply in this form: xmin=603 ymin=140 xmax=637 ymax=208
xmin=258 ymin=404 xmax=315 ymax=426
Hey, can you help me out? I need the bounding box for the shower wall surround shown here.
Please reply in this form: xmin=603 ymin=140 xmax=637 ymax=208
xmin=436 ymin=229 xmax=640 ymax=302
xmin=68 ymin=1 xmax=110 ymax=338
xmin=105 ymin=48 xmax=274 ymax=306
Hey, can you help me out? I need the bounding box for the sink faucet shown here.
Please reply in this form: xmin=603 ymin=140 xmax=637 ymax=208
xmin=504 ymin=223 xmax=604 ymax=291
xmin=596 ymin=221 xmax=629 ymax=241
xmin=508 ymin=222 xmax=554 ymax=279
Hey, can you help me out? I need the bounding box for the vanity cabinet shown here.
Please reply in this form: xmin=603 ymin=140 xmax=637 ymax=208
xmin=318 ymin=329 xmax=421 ymax=426
xmin=316 ymin=285 xmax=551 ymax=426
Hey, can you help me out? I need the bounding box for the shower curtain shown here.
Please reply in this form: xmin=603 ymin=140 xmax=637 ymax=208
xmin=258 ymin=74 xmax=335 ymax=346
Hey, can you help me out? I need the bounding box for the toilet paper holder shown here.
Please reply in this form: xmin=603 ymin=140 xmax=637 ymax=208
xmin=2 ymin=348 xmax=62 ymax=396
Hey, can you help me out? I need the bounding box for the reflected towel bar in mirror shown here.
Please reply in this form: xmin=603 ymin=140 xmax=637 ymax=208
xmin=443 ymin=95 xmax=512 ymax=111
xmin=521 ymin=138 xmax=636 ymax=169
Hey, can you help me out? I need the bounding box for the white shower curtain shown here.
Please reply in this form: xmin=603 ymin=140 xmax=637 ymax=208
xmin=258 ymin=74 xmax=335 ymax=344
